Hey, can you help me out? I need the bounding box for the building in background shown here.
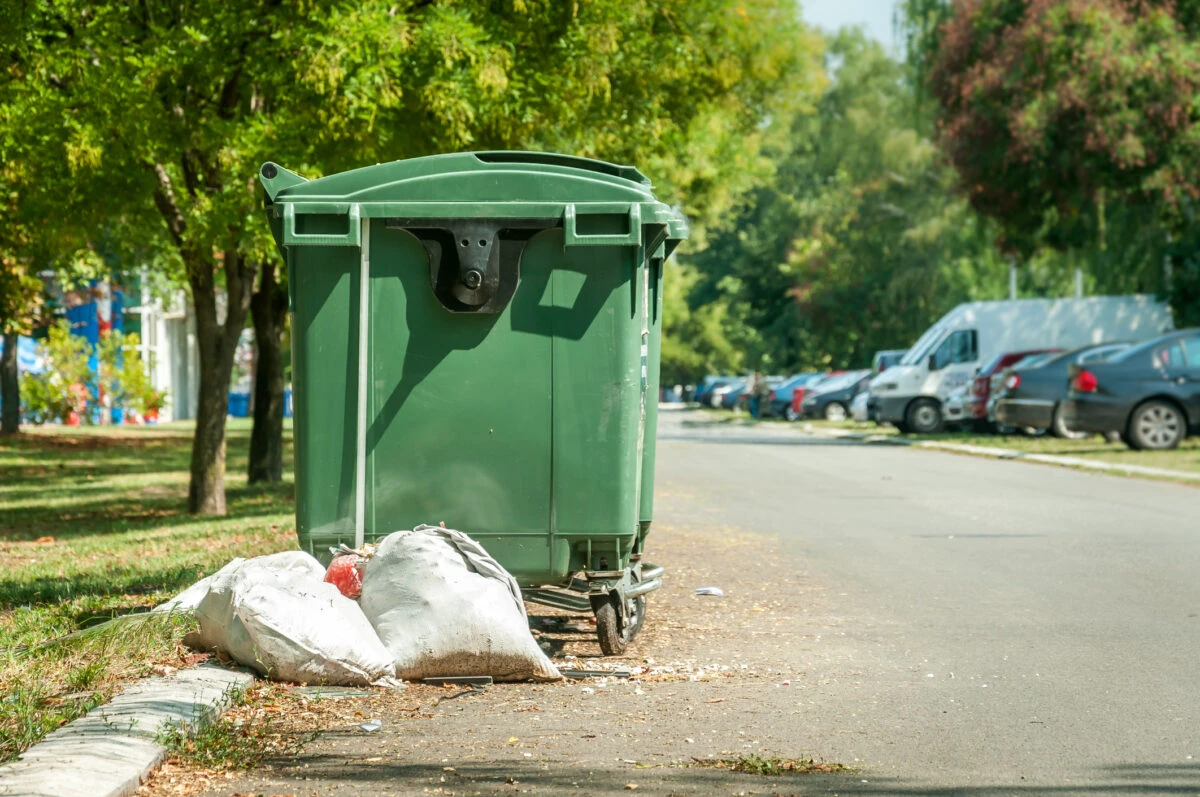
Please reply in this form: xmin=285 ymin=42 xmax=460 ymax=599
xmin=123 ymin=281 xmax=199 ymax=422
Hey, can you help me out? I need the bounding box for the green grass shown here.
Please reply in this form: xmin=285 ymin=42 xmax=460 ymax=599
xmin=0 ymin=420 xmax=297 ymax=760
xmin=157 ymin=683 xmax=320 ymax=770
xmin=802 ymin=418 xmax=1200 ymax=476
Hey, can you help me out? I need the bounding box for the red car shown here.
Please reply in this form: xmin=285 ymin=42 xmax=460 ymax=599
xmin=966 ymin=349 xmax=1060 ymax=428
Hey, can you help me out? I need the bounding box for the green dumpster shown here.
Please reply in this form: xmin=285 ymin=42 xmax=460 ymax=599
xmin=260 ymin=152 xmax=687 ymax=654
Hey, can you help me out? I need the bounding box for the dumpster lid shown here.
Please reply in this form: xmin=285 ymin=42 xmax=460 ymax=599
xmin=261 ymin=151 xmax=654 ymax=205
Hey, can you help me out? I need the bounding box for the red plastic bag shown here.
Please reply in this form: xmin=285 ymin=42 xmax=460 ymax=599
xmin=324 ymin=554 xmax=364 ymax=600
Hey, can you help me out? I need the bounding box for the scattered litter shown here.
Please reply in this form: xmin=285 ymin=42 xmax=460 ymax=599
xmin=625 ymin=786 xmax=639 ymax=791
xmin=694 ymin=587 xmax=725 ymax=597
xmin=633 ymin=688 xmax=645 ymax=696
xmin=359 ymin=526 xmax=560 ymax=682
xmin=580 ymin=687 xmax=595 ymax=695
xmin=560 ymin=669 xmax=631 ymax=680
xmin=423 ymin=676 xmax=494 ymax=687
xmin=780 ymin=680 xmax=791 ymax=687
xmin=523 ymin=752 xmax=532 ymax=758
xmin=359 ymin=719 xmax=383 ymax=732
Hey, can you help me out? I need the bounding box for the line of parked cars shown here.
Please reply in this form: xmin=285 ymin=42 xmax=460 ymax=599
xmin=694 ymin=296 xmax=1200 ymax=451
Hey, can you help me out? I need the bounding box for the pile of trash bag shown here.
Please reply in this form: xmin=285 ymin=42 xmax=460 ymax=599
xmin=156 ymin=525 xmax=561 ymax=686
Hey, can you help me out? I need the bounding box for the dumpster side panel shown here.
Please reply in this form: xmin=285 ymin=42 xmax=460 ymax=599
xmin=538 ymin=230 xmax=642 ymax=572
xmin=290 ymin=244 xmax=361 ymax=556
xmin=363 ymin=223 xmax=555 ymax=583
xmin=639 ymin=254 xmax=665 ymax=533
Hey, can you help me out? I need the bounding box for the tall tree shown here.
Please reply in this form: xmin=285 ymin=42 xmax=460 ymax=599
xmin=687 ymin=29 xmax=1011 ymax=374
xmin=6 ymin=0 xmax=820 ymax=513
xmin=929 ymin=0 xmax=1200 ymax=257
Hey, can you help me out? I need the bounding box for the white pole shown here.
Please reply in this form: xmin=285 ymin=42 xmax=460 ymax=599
xmin=354 ymin=214 xmax=370 ymax=549
xmin=1074 ymin=267 xmax=1083 ymax=298
xmin=1008 ymin=260 xmax=1017 ymax=300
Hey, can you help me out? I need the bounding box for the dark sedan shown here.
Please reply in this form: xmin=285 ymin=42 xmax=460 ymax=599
xmin=1062 ymin=329 xmax=1200 ymax=450
xmin=993 ymin=342 xmax=1130 ymax=438
xmin=801 ymin=370 xmax=871 ymax=421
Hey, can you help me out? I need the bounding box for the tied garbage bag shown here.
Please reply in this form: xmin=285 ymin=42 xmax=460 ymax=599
xmin=359 ymin=525 xmax=561 ymax=682
xmin=164 ymin=551 xmax=396 ymax=686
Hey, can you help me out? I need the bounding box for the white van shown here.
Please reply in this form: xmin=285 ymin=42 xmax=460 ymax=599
xmin=867 ymin=295 xmax=1173 ymax=434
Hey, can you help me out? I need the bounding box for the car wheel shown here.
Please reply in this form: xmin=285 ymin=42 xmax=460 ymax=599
xmin=1050 ymin=403 xmax=1088 ymax=440
xmin=892 ymin=421 xmax=911 ymax=434
xmin=785 ymin=405 xmax=800 ymax=422
xmin=824 ymin=402 xmax=848 ymax=422
xmin=905 ymin=398 xmax=943 ymax=435
xmin=1127 ymin=400 xmax=1186 ymax=451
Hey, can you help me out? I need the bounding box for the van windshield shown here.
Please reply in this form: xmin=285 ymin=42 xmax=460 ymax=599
xmin=901 ymin=325 xmax=947 ymax=366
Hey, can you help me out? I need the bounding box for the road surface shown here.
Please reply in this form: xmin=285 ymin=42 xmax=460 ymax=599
xmin=174 ymin=409 xmax=1200 ymax=796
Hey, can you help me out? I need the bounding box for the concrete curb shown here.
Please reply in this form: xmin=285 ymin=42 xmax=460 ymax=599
xmin=0 ymin=662 xmax=253 ymax=797
xmin=812 ymin=426 xmax=1200 ymax=483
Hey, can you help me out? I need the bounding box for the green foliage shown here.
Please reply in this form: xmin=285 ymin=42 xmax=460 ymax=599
xmin=96 ymin=331 xmax=161 ymax=416
xmin=2 ymin=0 xmax=823 ymax=509
xmin=929 ymin=0 xmax=1200 ymax=251
xmin=682 ymin=30 xmax=1010 ymax=377
xmin=19 ymin=320 xmax=91 ymax=423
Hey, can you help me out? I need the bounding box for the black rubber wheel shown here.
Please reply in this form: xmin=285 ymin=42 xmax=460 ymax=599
xmin=592 ymin=589 xmax=645 ymax=656
xmin=1126 ymin=400 xmax=1186 ymax=451
xmin=1050 ymin=403 xmax=1087 ymax=440
xmin=906 ymin=397 xmax=943 ymax=435
xmin=892 ymin=421 xmax=911 ymax=434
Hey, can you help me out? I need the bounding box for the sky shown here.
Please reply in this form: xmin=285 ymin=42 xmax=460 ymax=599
xmin=800 ymin=0 xmax=901 ymax=55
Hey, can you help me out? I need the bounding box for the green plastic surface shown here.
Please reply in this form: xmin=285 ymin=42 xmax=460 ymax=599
xmin=264 ymin=151 xmax=686 ymax=586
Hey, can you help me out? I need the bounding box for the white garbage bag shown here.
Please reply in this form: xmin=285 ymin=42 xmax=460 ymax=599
xmin=359 ymin=525 xmax=561 ymax=682
xmin=154 ymin=557 xmax=246 ymax=614
xmin=176 ymin=551 xmax=396 ymax=686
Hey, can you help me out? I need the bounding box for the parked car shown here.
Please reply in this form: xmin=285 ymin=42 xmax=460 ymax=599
xmin=872 ymin=349 xmax=907 ymax=375
xmin=957 ymin=349 xmax=1061 ymax=431
xmin=940 ymin=383 xmax=972 ymax=430
xmin=1064 ymin=329 xmax=1200 ymax=450
xmin=712 ymin=378 xmax=747 ymax=409
xmin=789 ymin=371 xmax=840 ymax=420
xmin=992 ymin=343 xmax=1130 ymax=437
xmin=801 ymin=370 xmax=872 ymax=421
xmin=695 ymin=376 xmax=737 ymax=406
xmin=851 ymin=390 xmax=870 ymax=422
xmin=987 ymin=351 xmax=1063 ymax=430
xmin=765 ymin=373 xmax=821 ymax=419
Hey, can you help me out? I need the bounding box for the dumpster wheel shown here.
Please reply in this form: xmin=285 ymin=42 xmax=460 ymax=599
xmin=592 ymin=584 xmax=646 ymax=656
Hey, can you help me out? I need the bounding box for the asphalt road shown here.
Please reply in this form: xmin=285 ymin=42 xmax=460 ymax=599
xmin=181 ymin=409 xmax=1200 ymax=797
xmin=656 ymin=410 xmax=1200 ymax=794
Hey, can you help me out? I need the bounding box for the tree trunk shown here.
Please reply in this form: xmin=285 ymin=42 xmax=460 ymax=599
xmin=1 ymin=331 xmax=19 ymax=435
xmin=248 ymin=262 xmax=287 ymax=484
xmin=186 ymin=249 xmax=255 ymax=515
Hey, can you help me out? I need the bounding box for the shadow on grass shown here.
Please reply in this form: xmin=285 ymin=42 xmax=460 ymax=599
xmin=0 ymin=426 xmax=297 ymax=610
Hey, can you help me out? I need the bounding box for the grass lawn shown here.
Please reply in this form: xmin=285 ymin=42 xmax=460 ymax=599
xmin=0 ymin=420 xmax=296 ymax=761
xmin=804 ymin=418 xmax=1200 ymax=476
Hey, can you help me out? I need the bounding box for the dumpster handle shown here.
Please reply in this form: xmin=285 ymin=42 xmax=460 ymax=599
xmin=563 ymin=203 xmax=642 ymax=247
xmin=283 ymin=204 xmax=363 ymax=247
xmin=354 ymin=215 xmax=370 ymax=548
